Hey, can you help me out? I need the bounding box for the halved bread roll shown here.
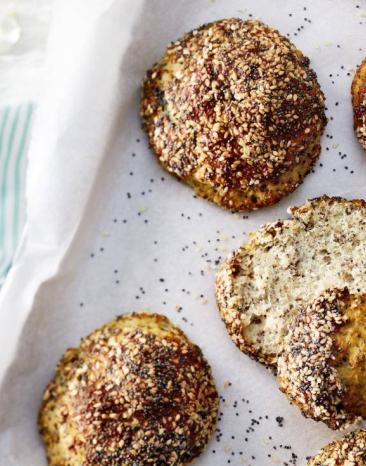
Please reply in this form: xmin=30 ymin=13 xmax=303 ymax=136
xmin=216 ymin=196 xmax=366 ymax=368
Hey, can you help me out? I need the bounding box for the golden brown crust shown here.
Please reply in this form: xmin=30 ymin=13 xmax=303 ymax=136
xmin=352 ymin=58 xmax=366 ymax=151
xmin=215 ymin=241 xmax=270 ymax=364
xmin=39 ymin=312 xmax=219 ymax=466
xmin=332 ymin=293 xmax=366 ymax=421
xmin=308 ymin=429 xmax=366 ymax=465
xmin=216 ymin=195 xmax=366 ymax=368
xmin=141 ymin=18 xmax=326 ymax=211
xmin=288 ymin=194 xmax=366 ymax=218
xmin=278 ymin=289 xmax=366 ymax=431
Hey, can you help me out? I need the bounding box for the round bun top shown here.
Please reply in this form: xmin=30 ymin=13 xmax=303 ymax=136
xmin=39 ymin=312 xmax=219 ymax=465
xmin=142 ymin=18 xmax=326 ymax=210
xmin=308 ymin=429 xmax=366 ymax=465
xmin=278 ymin=288 xmax=366 ymax=430
xmin=352 ymin=57 xmax=366 ymax=151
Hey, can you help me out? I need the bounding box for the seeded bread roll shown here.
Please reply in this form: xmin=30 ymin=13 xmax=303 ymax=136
xmin=352 ymin=58 xmax=366 ymax=150
xmin=308 ymin=430 xmax=366 ymax=465
xmin=39 ymin=312 xmax=219 ymax=466
xmin=216 ymin=196 xmax=366 ymax=368
xmin=278 ymin=288 xmax=366 ymax=430
xmin=141 ymin=18 xmax=326 ymax=211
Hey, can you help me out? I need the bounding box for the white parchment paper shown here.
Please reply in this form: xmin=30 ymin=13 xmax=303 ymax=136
xmin=0 ymin=0 xmax=366 ymax=464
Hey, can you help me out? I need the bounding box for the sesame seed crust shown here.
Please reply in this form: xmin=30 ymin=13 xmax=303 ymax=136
xmin=141 ymin=18 xmax=326 ymax=211
xmin=308 ymin=429 xmax=366 ymax=466
xmin=352 ymin=58 xmax=366 ymax=151
xmin=38 ymin=312 xmax=219 ymax=466
xmin=277 ymin=288 xmax=362 ymax=431
xmin=215 ymin=195 xmax=366 ymax=368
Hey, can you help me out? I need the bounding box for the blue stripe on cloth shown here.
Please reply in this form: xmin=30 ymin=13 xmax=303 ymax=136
xmin=13 ymin=104 xmax=33 ymax=254
xmin=0 ymin=104 xmax=34 ymax=284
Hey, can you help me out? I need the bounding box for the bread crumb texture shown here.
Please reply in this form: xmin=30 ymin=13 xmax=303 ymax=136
xmin=352 ymin=58 xmax=366 ymax=151
xmin=308 ymin=429 xmax=366 ymax=465
xmin=38 ymin=312 xmax=219 ymax=466
xmin=216 ymin=196 xmax=366 ymax=367
xmin=278 ymin=288 xmax=366 ymax=430
xmin=141 ymin=18 xmax=326 ymax=211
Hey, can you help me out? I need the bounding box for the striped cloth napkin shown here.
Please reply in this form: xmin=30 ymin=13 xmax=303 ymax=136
xmin=0 ymin=103 xmax=34 ymax=284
